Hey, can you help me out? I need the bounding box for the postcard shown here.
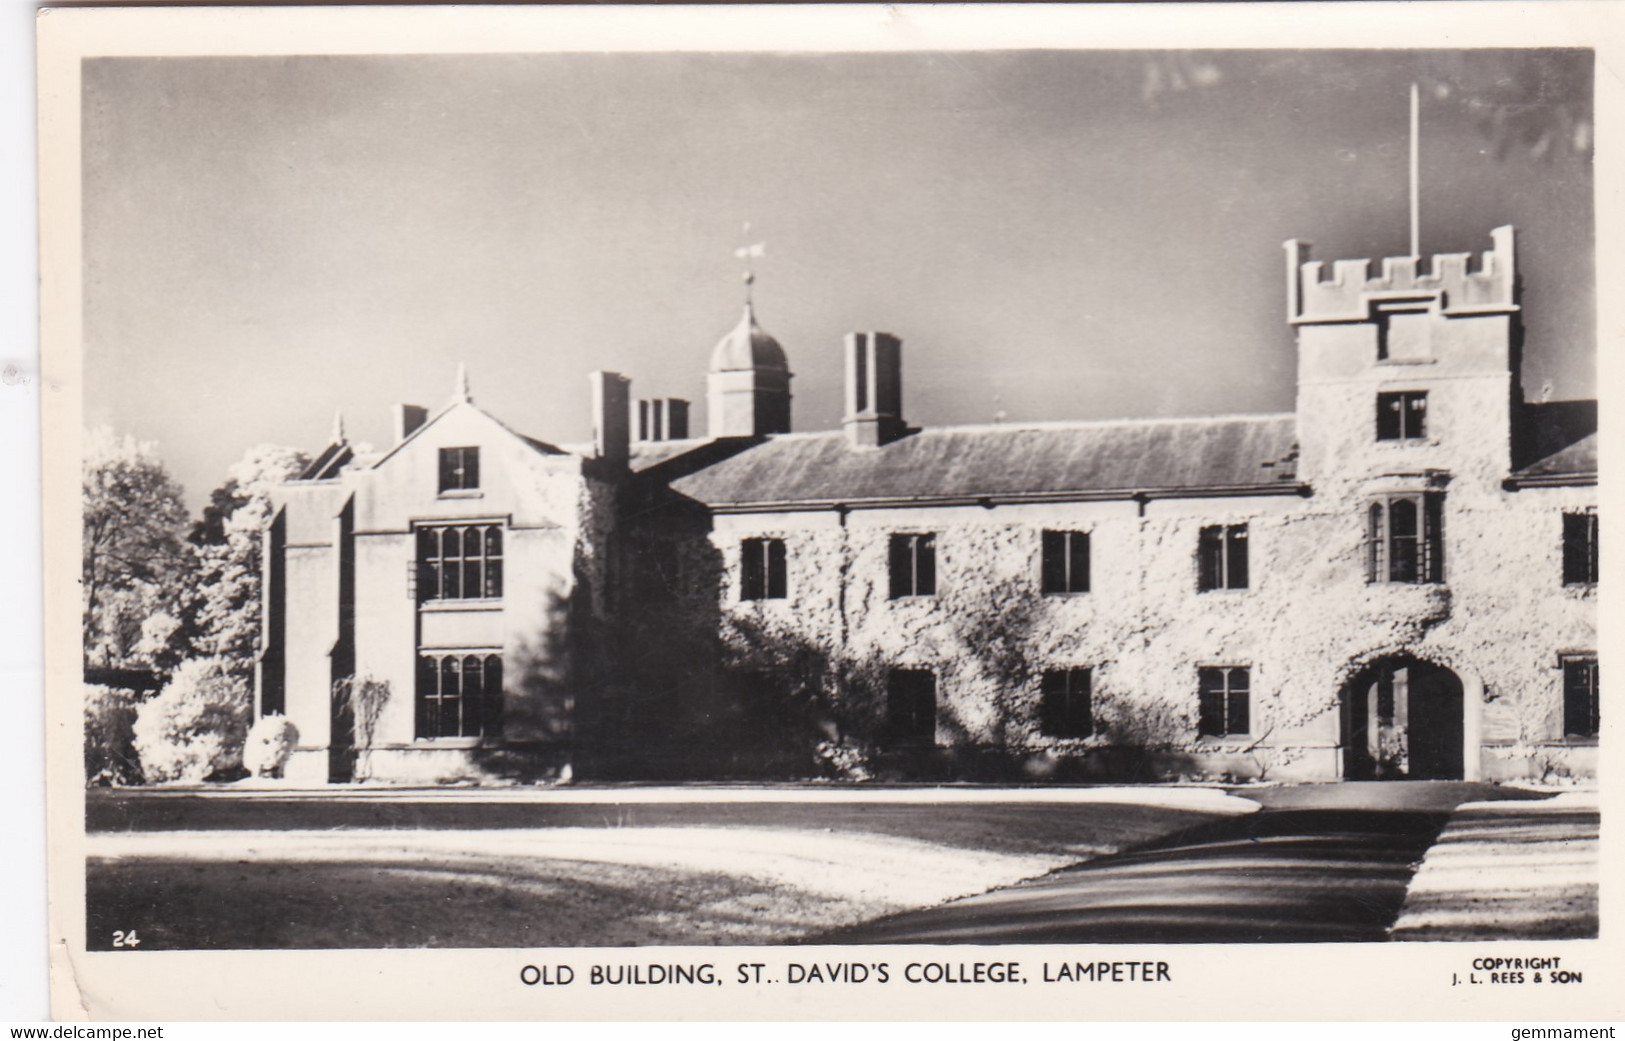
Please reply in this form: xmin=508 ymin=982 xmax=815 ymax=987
xmin=36 ymin=2 xmax=1624 ymax=1022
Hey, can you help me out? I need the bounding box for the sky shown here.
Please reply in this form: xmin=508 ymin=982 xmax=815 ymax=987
xmin=81 ymin=49 xmax=1595 ymax=511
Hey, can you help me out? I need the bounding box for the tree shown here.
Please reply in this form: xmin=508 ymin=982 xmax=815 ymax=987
xmin=189 ymin=444 xmax=308 ymax=674
xmin=81 ymin=427 xmax=193 ymax=670
xmin=189 ymin=444 xmax=306 ymax=549
xmin=84 ymin=683 xmax=144 ymax=786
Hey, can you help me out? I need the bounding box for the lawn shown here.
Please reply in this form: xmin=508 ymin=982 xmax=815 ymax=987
xmin=85 ymin=786 xmax=1254 ymax=949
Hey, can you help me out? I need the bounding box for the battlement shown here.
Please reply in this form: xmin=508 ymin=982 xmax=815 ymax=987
xmin=1286 ymin=226 xmax=1517 ymax=324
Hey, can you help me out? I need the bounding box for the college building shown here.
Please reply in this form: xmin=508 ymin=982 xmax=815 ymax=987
xmin=258 ymin=224 xmax=1598 ymax=785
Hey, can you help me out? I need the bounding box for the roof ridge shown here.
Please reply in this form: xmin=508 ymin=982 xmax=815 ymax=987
xmin=738 ymin=412 xmax=1296 ymax=441
xmin=920 ymin=412 xmax=1295 ymax=436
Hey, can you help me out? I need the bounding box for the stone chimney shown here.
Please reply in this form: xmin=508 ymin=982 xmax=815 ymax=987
xmin=843 ymin=332 xmax=905 ymax=448
xmin=635 ymin=400 xmax=651 ymax=442
xmin=665 ymin=399 xmax=690 ymax=440
xmin=393 ymin=403 xmax=428 ymax=444
xmin=589 ymin=371 xmax=631 ymax=466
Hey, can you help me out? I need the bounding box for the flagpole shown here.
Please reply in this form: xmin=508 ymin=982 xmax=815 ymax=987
xmin=1410 ymin=81 xmax=1420 ymax=260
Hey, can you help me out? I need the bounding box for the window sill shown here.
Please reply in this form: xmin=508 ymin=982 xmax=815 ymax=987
xmin=438 ymin=490 xmax=484 ymax=500
xmin=888 ymin=594 xmax=938 ymax=602
xmin=420 ymin=599 xmax=503 ymax=612
xmin=408 ymin=737 xmax=486 ymax=749
xmin=1042 ymin=590 xmax=1091 ymax=599
xmin=1196 ymin=587 xmax=1250 ymax=594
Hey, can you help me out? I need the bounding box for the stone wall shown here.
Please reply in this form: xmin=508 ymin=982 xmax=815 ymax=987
xmin=699 ymin=467 xmax=1593 ymax=781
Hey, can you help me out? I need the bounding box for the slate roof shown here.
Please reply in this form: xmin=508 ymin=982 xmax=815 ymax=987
xmin=669 ymin=414 xmax=1304 ymax=509
xmin=1510 ymin=400 xmax=1597 ymax=484
xmin=515 ymin=431 xmax=568 ymax=457
xmin=1513 ymin=431 xmax=1597 ymax=483
xmin=629 ymin=438 xmax=716 ymax=472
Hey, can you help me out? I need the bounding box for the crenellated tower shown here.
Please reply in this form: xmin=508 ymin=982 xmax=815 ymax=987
xmin=1286 ymin=226 xmax=1522 ymax=490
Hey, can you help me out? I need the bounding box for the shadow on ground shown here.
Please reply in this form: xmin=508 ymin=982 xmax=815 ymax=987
xmin=87 ymin=855 xmax=844 ymax=950
xmin=817 ymin=808 xmax=1448 ymax=943
xmin=817 ymin=783 xmax=1555 ymax=945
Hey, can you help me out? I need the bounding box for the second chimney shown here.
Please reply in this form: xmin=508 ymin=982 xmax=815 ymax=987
xmin=664 ymin=399 xmax=690 ymax=440
xmin=843 ymin=332 xmax=904 ymax=448
xmin=635 ymin=398 xmax=691 ymax=442
xmin=589 ymin=371 xmax=631 ymax=467
xmin=393 ymin=403 xmax=429 ymax=444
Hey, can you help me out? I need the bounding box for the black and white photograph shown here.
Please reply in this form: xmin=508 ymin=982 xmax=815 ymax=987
xmin=35 ymin=2 xmax=1622 ymax=1022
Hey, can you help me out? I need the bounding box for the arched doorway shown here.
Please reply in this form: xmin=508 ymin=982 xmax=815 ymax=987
xmin=1341 ymin=656 xmax=1465 ymax=780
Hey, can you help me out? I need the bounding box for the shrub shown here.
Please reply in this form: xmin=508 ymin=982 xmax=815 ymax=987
xmin=243 ymin=715 xmax=300 ymax=778
xmin=84 ymin=684 xmax=144 ymax=787
xmin=815 ymin=739 xmax=874 ymax=781
xmin=132 ymin=658 xmax=252 ymax=783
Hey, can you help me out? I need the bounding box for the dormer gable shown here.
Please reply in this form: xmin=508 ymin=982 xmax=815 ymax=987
xmin=350 ymin=398 xmax=589 ymax=532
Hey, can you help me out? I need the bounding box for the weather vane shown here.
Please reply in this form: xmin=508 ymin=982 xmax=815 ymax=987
xmin=733 ymin=221 xmax=766 ymax=304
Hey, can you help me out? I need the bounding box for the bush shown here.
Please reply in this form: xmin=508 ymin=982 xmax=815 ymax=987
xmin=85 ymin=684 xmax=144 ymax=786
xmin=815 ymin=739 xmax=875 ymax=781
xmin=132 ymin=658 xmax=252 ymax=783
xmin=243 ymin=715 xmax=300 ymax=778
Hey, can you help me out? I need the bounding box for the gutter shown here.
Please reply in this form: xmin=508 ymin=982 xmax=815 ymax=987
xmin=1503 ymin=472 xmax=1597 ymax=490
xmin=703 ymin=481 xmax=1313 ymax=515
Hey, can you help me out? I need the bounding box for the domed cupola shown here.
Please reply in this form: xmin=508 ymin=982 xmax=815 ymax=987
xmin=708 ymin=300 xmax=789 ymax=375
xmin=706 ymin=276 xmax=792 ymax=437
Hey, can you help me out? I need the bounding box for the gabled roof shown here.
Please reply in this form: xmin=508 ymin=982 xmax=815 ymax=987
xmin=296 ymin=441 xmax=353 ymax=481
xmin=669 ymin=414 xmax=1303 ymax=510
xmin=365 ymin=400 xmax=568 ymax=472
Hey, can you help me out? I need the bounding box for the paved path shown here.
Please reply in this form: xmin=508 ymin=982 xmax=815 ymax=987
xmin=1391 ymin=790 xmax=1598 ymax=941
xmin=821 ymin=782 xmax=1548 ymax=944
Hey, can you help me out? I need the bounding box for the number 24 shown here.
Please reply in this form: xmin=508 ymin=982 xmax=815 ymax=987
xmin=112 ymin=930 xmax=140 ymax=948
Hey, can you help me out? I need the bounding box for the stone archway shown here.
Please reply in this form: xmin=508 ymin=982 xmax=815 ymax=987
xmin=1340 ymin=656 xmax=1467 ymax=780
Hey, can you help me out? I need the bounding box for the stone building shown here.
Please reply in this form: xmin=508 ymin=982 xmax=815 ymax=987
xmin=259 ymin=226 xmax=1597 ymax=785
